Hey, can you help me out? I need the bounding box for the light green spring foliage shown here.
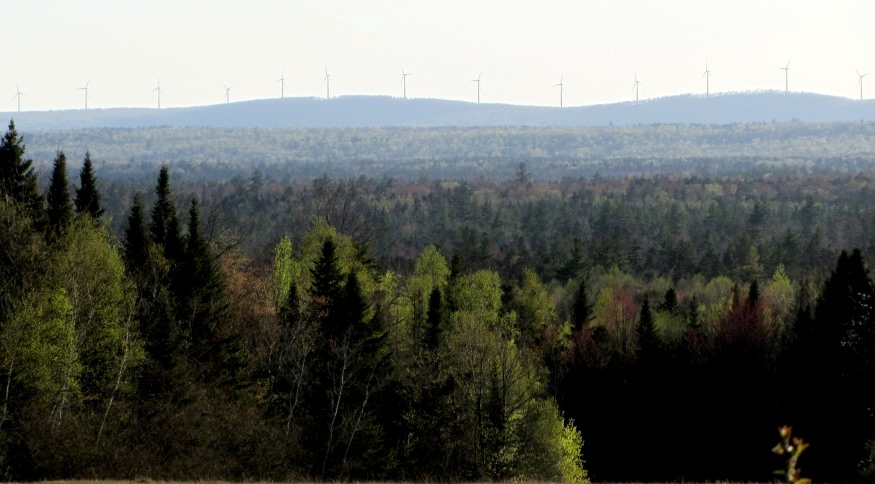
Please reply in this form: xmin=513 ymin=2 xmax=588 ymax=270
xmin=55 ymin=218 xmax=143 ymax=402
xmin=512 ymin=268 xmax=557 ymax=342
xmin=451 ymin=270 xmax=504 ymax=329
xmin=763 ymin=264 xmax=796 ymax=337
xmin=2 ymin=288 xmax=80 ymax=410
xmin=653 ymin=310 xmax=687 ymax=347
xmin=271 ymin=235 xmax=296 ymax=309
xmin=444 ymin=268 xmax=587 ymax=481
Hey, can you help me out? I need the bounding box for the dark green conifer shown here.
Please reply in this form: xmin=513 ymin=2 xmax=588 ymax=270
xmin=181 ymin=198 xmax=227 ymax=346
xmin=572 ymin=278 xmax=592 ymax=331
xmin=74 ymin=151 xmax=103 ymax=219
xmin=0 ymin=120 xmax=44 ymax=224
xmin=46 ymin=149 xmax=73 ymax=237
xmin=311 ymin=238 xmax=344 ymax=333
xmin=149 ymin=164 xmax=183 ymax=262
xmin=123 ymin=192 xmax=151 ymax=275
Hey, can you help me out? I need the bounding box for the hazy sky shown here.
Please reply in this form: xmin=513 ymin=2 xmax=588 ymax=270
xmin=3 ymin=0 xmax=874 ymax=111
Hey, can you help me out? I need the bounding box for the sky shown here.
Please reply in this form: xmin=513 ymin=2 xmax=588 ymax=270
xmin=3 ymin=0 xmax=875 ymax=111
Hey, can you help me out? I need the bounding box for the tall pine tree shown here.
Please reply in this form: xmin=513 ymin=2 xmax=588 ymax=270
xmin=123 ymin=192 xmax=151 ymax=275
xmin=74 ymin=150 xmax=103 ymax=219
xmin=46 ymin=149 xmax=73 ymax=237
xmin=0 ymin=120 xmax=43 ymax=224
xmin=149 ymin=164 xmax=183 ymax=262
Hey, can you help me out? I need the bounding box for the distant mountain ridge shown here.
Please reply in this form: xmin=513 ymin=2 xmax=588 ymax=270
xmin=3 ymin=91 xmax=874 ymax=130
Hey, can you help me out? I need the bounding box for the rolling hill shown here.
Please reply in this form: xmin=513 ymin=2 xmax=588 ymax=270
xmin=3 ymin=91 xmax=874 ymax=130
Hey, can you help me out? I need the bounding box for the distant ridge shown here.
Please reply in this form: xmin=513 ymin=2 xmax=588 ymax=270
xmin=3 ymin=91 xmax=874 ymax=130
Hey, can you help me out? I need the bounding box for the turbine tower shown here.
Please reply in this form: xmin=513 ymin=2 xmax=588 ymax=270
xmin=471 ymin=71 xmax=482 ymax=104
xmin=12 ymin=83 xmax=24 ymax=112
xmin=554 ymin=75 xmax=565 ymax=107
xmin=79 ymin=80 xmax=90 ymax=109
xmin=223 ymin=83 xmax=232 ymax=103
xmin=323 ymin=65 xmax=331 ymax=99
xmin=152 ymin=79 xmax=162 ymax=109
xmin=779 ymin=60 xmax=791 ymax=94
xmin=401 ymin=67 xmax=411 ymax=99
xmin=633 ymin=74 xmax=642 ymax=103
xmin=278 ymin=70 xmax=285 ymax=98
xmin=702 ymin=61 xmax=713 ymax=96
xmin=857 ymin=69 xmax=869 ymax=100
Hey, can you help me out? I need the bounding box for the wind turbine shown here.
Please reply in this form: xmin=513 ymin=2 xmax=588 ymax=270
xmin=152 ymin=79 xmax=162 ymax=109
xmin=857 ymin=69 xmax=868 ymax=100
xmin=277 ymin=70 xmax=285 ymax=98
xmin=471 ymin=71 xmax=482 ymax=104
xmin=323 ymin=65 xmax=331 ymax=99
xmin=554 ymin=75 xmax=565 ymax=107
xmin=12 ymin=83 xmax=24 ymax=112
xmin=633 ymin=73 xmax=642 ymax=103
xmin=401 ymin=67 xmax=411 ymax=99
xmin=702 ymin=61 xmax=713 ymax=96
xmin=79 ymin=80 xmax=90 ymax=109
xmin=779 ymin=59 xmax=791 ymax=94
xmin=223 ymin=83 xmax=232 ymax=103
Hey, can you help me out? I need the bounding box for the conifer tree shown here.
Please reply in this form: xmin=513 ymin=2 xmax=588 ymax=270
xmin=636 ymin=298 xmax=657 ymax=359
xmin=311 ymin=238 xmax=344 ymax=335
xmin=123 ymin=192 xmax=150 ymax=275
xmin=572 ymin=278 xmax=592 ymax=331
xmin=74 ymin=151 xmax=103 ymax=219
xmin=0 ymin=120 xmax=43 ymax=224
xmin=149 ymin=164 xmax=183 ymax=262
xmin=46 ymin=149 xmax=73 ymax=237
xmin=180 ymin=198 xmax=227 ymax=350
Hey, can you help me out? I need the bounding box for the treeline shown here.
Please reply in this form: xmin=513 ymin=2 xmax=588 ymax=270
xmin=1 ymin=120 xmax=585 ymax=481
xmin=17 ymin=121 xmax=875 ymax=181
xmin=5 ymin=118 xmax=875 ymax=481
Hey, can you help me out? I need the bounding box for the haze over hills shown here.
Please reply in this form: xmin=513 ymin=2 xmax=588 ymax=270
xmin=3 ymin=91 xmax=874 ymax=130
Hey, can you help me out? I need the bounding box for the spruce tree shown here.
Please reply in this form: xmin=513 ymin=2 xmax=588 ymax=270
xmin=572 ymin=278 xmax=592 ymax=331
xmin=46 ymin=149 xmax=73 ymax=237
xmin=311 ymin=238 xmax=344 ymax=333
xmin=74 ymin=150 xmax=103 ymax=219
xmin=149 ymin=164 xmax=183 ymax=262
xmin=637 ymin=298 xmax=657 ymax=359
xmin=123 ymin=192 xmax=151 ymax=275
xmin=0 ymin=120 xmax=43 ymax=224
xmin=181 ymin=198 xmax=227 ymax=348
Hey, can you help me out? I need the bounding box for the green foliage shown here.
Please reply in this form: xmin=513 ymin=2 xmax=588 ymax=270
xmin=46 ymin=149 xmax=73 ymax=237
xmin=74 ymin=151 xmax=103 ymax=219
xmin=772 ymin=426 xmax=811 ymax=484
xmin=0 ymin=120 xmax=43 ymax=225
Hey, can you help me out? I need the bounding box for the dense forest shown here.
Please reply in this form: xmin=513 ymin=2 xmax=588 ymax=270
xmin=17 ymin=121 xmax=875 ymax=181
xmin=4 ymin=118 xmax=875 ymax=481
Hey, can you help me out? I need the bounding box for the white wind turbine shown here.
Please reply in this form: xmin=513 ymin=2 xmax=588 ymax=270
xmin=471 ymin=71 xmax=482 ymax=104
xmin=702 ymin=61 xmax=713 ymax=97
xmin=278 ymin=70 xmax=285 ymax=98
xmin=857 ymin=69 xmax=868 ymax=101
xmin=152 ymin=79 xmax=162 ymax=109
xmin=401 ymin=67 xmax=411 ymax=99
xmin=79 ymin=80 xmax=90 ymax=109
xmin=554 ymin=75 xmax=565 ymax=107
xmin=12 ymin=83 xmax=24 ymax=112
xmin=323 ymin=65 xmax=331 ymax=99
xmin=633 ymin=73 xmax=642 ymax=103
xmin=779 ymin=59 xmax=791 ymax=94
xmin=223 ymin=82 xmax=232 ymax=103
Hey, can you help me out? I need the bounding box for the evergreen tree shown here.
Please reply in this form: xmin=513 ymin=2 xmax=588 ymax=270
xmin=180 ymin=198 xmax=227 ymax=350
xmin=311 ymin=238 xmax=344 ymax=335
xmin=747 ymin=279 xmax=760 ymax=308
xmin=74 ymin=151 xmax=103 ymax=219
xmin=660 ymin=288 xmax=678 ymax=313
xmin=572 ymin=278 xmax=592 ymax=331
xmin=0 ymin=120 xmax=43 ymax=224
xmin=149 ymin=165 xmax=182 ymax=261
xmin=637 ymin=297 xmax=657 ymax=358
xmin=122 ymin=192 xmax=150 ymax=275
xmin=46 ymin=149 xmax=73 ymax=237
